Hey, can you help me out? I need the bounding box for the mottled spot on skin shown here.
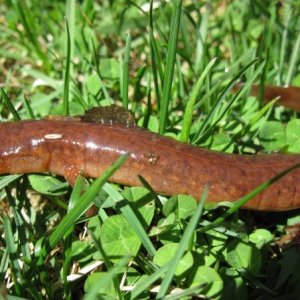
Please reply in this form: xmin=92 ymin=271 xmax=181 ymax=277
xmin=182 ymin=159 xmax=191 ymax=170
xmin=81 ymin=105 xmax=136 ymax=128
xmin=239 ymin=168 xmax=246 ymax=178
xmin=175 ymin=143 xmax=184 ymax=151
xmin=143 ymin=152 xmax=159 ymax=165
xmin=150 ymin=135 xmax=159 ymax=142
xmin=44 ymin=133 xmax=63 ymax=139
xmin=292 ymin=185 xmax=297 ymax=208
xmin=64 ymin=164 xmax=82 ymax=185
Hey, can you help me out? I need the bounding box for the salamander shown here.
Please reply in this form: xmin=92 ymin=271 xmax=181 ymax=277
xmin=1 ymin=103 xmax=300 ymax=211
xmin=242 ymin=84 xmax=300 ymax=112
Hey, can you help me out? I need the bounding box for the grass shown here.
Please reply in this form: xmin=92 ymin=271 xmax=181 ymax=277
xmin=0 ymin=0 xmax=300 ymax=299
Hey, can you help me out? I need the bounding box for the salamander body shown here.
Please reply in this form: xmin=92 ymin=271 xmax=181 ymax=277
xmin=1 ymin=119 xmax=300 ymax=211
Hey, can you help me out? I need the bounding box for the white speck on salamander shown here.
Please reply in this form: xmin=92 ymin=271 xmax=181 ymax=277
xmin=44 ymin=133 xmax=63 ymax=139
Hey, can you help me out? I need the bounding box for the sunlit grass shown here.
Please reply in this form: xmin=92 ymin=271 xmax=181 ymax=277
xmin=0 ymin=1 xmax=300 ymax=299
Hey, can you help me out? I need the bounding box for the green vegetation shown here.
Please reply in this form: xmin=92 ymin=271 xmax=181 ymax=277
xmin=0 ymin=1 xmax=300 ymax=299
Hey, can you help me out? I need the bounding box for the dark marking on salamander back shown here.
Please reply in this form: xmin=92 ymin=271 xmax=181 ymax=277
xmin=81 ymin=105 xmax=136 ymax=128
xmin=143 ymin=152 xmax=159 ymax=165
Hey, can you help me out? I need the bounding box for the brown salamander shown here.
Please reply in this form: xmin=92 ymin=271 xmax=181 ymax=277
xmin=239 ymin=84 xmax=300 ymax=112
xmin=0 ymin=105 xmax=300 ymax=211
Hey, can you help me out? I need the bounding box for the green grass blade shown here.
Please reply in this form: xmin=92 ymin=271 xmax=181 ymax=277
xmin=23 ymin=95 xmax=36 ymax=119
xmin=23 ymin=67 xmax=62 ymax=89
xmin=0 ymin=248 xmax=9 ymax=282
xmin=149 ymin=0 xmax=164 ymax=81
xmin=89 ymin=230 xmax=124 ymax=300
xmin=3 ymin=215 xmax=22 ymax=294
xmin=66 ymin=0 xmax=75 ymax=97
xmin=159 ymin=0 xmax=182 ymax=134
xmin=149 ymin=0 xmax=163 ymax=107
xmin=194 ymin=59 xmax=258 ymax=143
xmin=251 ymin=0 xmax=285 ymax=34
xmin=63 ymin=20 xmax=71 ymax=115
xmin=149 ymin=27 xmax=163 ymax=106
xmin=227 ymin=100 xmax=275 ymax=151
xmin=200 ymin=60 xmax=266 ymax=141
xmin=103 ymin=183 xmax=156 ymax=256
xmin=149 ymin=13 xmax=163 ymax=82
xmin=122 ymin=33 xmax=131 ymax=109
xmin=5 ymin=187 xmax=31 ymax=261
xmin=180 ymin=57 xmax=217 ymax=142
xmin=176 ymin=55 xmax=185 ymax=98
xmin=1 ymin=89 xmax=21 ymax=120
xmin=194 ymin=2 xmax=210 ymax=73
xmin=0 ymin=175 xmax=21 ymax=190
xmin=156 ymin=186 xmax=208 ymax=299
xmin=131 ymin=263 xmax=170 ymax=299
xmin=68 ymin=175 xmax=86 ymax=212
xmin=257 ymin=4 xmax=275 ymax=102
xmin=142 ymin=76 xmax=153 ymax=128
xmin=163 ymin=284 xmax=206 ymax=300
xmin=180 ymin=14 xmax=191 ymax=65
xmin=48 ymin=154 xmax=128 ymax=248
xmin=278 ymin=3 xmax=291 ymax=85
xmin=83 ymin=254 xmax=128 ymax=300
xmin=194 ymin=80 xmax=220 ymax=110
xmin=15 ymin=2 xmax=49 ymax=70
xmin=66 ymin=0 xmax=76 ymax=78
xmin=138 ymin=175 xmax=163 ymax=211
xmin=62 ymin=175 xmax=86 ymax=296
xmin=285 ymin=31 xmax=300 ymax=86
xmin=91 ymin=40 xmax=112 ymax=103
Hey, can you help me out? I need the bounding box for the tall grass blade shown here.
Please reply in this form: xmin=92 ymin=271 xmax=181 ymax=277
xmin=62 ymin=175 xmax=86 ymax=296
xmin=5 ymin=187 xmax=31 ymax=261
xmin=149 ymin=0 xmax=164 ymax=108
xmin=92 ymin=40 xmax=112 ymax=103
xmin=1 ymin=89 xmax=21 ymax=120
xmin=159 ymin=0 xmax=182 ymax=134
xmin=122 ymin=33 xmax=131 ymax=108
xmin=156 ymin=186 xmax=208 ymax=299
xmin=131 ymin=263 xmax=170 ymax=299
xmin=0 ymin=175 xmax=21 ymax=190
xmin=199 ymin=60 xmax=265 ymax=142
xmin=15 ymin=2 xmax=49 ymax=70
xmin=63 ymin=20 xmax=71 ymax=115
xmin=89 ymin=230 xmax=124 ymax=300
xmin=195 ymin=2 xmax=210 ymax=73
xmin=0 ymin=249 xmax=8 ymax=282
xmin=194 ymin=59 xmax=257 ymax=143
xmin=103 ymin=183 xmax=156 ymax=256
xmin=286 ymin=31 xmax=300 ymax=86
xmin=149 ymin=28 xmax=163 ymax=107
xmin=23 ymin=95 xmax=36 ymax=119
xmin=83 ymin=254 xmax=128 ymax=300
xmin=66 ymin=0 xmax=76 ymax=104
xmin=180 ymin=58 xmax=216 ymax=142
xmin=278 ymin=3 xmax=291 ymax=85
xmin=48 ymin=154 xmax=128 ymax=248
xmin=3 ymin=215 xmax=22 ymax=294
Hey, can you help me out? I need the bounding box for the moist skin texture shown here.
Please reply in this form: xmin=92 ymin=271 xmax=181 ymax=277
xmin=233 ymin=84 xmax=300 ymax=111
xmin=1 ymin=119 xmax=300 ymax=211
xmin=249 ymin=85 xmax=300 ymax=112
xmin=250 ymin=85 xmax=300 ymax=112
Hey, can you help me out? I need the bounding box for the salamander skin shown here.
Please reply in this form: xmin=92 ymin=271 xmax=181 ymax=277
xmin=250 ymin=85 xmax=300 ymax=112
xmin=1 ymin=119 xmax=300 ymax=211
